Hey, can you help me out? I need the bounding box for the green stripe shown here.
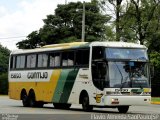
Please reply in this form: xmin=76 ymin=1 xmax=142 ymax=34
xmin=52 ymin=70 xmax=70 ymax=102
xmin=59 ymin=69 xmax=79 ymax=103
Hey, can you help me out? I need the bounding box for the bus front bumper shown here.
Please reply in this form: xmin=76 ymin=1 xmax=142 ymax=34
xmin=104 ymin=95 xmax=151 ymax=106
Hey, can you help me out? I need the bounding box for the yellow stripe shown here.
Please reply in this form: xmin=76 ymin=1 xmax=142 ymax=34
xmin=48 ymin=69 xmax=61 ymax=100
xmin=36 ymin=69 xmax=61 ymax=102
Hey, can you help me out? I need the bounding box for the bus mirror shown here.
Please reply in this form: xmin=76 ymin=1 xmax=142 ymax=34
xmin=150 ymin=65 xmax=154 ymax=78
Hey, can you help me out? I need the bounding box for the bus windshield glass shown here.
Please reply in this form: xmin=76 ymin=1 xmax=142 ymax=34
xmin=108 ymin=61 xmax=150 ymax=88
xmin=105 ymin=48 xmax=148 ymax=60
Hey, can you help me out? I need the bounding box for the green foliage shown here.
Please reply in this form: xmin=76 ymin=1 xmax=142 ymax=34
xmin=16 ymin=31 xmax=42 ymax=49
xmin=150 ymin=52 xmax=160 ymax=69
xmin=151 ymin=97 xmax=160 ymax=102
xmin=120 ymin=0 xmax=160 ymax=44
xmin=0 ymin=73 xmax=8 ymax=94
xmin=16 ymin=0 xmax=110 ymax=49
xmin=0 ymin=44 xmax=10 ymax=72
xmin=0 ymin=44 xmax=10 ymax=94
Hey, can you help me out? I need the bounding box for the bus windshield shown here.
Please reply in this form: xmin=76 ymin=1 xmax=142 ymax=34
xmin=108 ymin=61 xmax=150 ymax=88
xmin=105 ymin=48 xmax=148 ymax=60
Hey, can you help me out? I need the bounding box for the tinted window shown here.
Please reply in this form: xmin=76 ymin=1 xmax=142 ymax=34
xmin=27 ymin=54 xmax=36 ymax=68
xmin=76 ymin=49 xmax=89 ymax=66
xmin=68 ymin=51 xmax=74 ymax=66
xmin=62 ymin=51 xmax=74 ymax=67
xmin=49 ymin=52 xmax=61 ymax=67
xmin=62 ymin=52 xmax=68 ymax=66
xmin=10 ymin=56 xmax=16 ymax=69
xmin=38 ymin=54 xmax=48 ymax=67
xmin=16 ymin=55 xmax=25 ymax=68
xmin=55 ymin=53 xmax=61 ymax=67
xmin=49 ymin=53 xmax=55 ymax=67
xmin=92 ymin=47 xmax=104 ymax=60
xmin=106 ymin=48 xmax=148 ymax=60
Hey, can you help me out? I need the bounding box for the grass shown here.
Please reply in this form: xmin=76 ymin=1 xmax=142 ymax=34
xmin=151 ymin=97 xmax=160 ymax=103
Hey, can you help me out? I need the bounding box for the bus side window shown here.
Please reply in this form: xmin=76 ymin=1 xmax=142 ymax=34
xmin=75 ymin=49 xmax=89 ymax=66
xmin=49 ymin=52 xmax=60 ymax=67
xmin=62 ymin=52 xmax=68 ymax=66
xmin=27 ymin=54 xmax=36 ymax=68
xmin=10 ymin=56 xmax=16 ymax=69
xmin=38 ymin=54 xmax=48 ymax=68
xmin=55 ymin=53 xmax=60 ymax=67
xmin=49 ymin=53 xmax=55 ymax=67
xmin=15 ymin=55 xmax=25 ymax=69
xmin=68 ymin=51 xmax=74 ymax=66
xmin=62 ymin=51 xmax=74 ymax=67
xmin=92 ymin=47 xmax=104 ymax=60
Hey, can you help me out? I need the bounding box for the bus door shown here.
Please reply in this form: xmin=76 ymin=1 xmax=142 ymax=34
xmin=92 ymin=47 xmax=108 ymax=103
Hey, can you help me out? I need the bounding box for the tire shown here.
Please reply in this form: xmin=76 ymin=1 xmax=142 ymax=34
xmin=22 ymin=93 xmax=29 ymax=107
xmin=118 ymin=106 xmax=129 ymax=113
xmin=28 ymin=92 xmax=36 ymax=107
xmin=82 ymin=94 xmax=93 ymax=112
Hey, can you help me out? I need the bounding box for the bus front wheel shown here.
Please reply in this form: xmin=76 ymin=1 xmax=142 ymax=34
xmin=81 ymin=94 xmax=93 ymax=111
xmin=118 ymin=106 xmax=129 ymax=113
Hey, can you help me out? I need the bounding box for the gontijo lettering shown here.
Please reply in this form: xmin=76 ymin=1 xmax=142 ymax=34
xmin=27 ymin=72 xmax=48 ymax=79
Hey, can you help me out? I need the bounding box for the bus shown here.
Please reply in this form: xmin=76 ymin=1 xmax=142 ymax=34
xmin=8 ymin=41 xmax=151 ymax=113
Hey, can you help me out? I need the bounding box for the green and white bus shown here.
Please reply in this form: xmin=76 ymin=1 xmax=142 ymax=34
xmin=8 ymin=41 xmax=151 ymax=113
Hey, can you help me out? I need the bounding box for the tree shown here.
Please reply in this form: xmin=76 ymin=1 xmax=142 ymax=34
xmin=0 ymin=44 xmax=10 ymax=94
xmin=99 ymin=0 xmax=160 ymax=44
xmin=99 ymin=0 xmax=123 ymax=41
xmin=16 ymin=31 xmax=42 ymax=49
xmin=16 ymin=0 xmax=110 ymax=49
xmin=0 ymin=44 xmax=10 ymax=72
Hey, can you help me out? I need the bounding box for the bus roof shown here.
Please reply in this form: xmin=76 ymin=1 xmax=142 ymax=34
xmin=90 ymin=41 xmax=146 ymax=48
xmin=11 ymin=41 xmax=146 ymax=55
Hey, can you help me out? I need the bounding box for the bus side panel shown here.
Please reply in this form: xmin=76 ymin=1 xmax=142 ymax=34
xmin=52 ymin=69 xmax=79 ymax=103
xmin=67 ymin=68 xmax=97 ymax=105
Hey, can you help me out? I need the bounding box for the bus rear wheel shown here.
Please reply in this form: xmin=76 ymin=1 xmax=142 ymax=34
xmin=118 ymin=106 xmax=129 ymax=113
xmin=82 ymin=94 xmax=93 ymax=112
xmin=28 ymin=91 xmax=38 ymax=107
xmin=22 ymin=94 xmax=29 ymax=107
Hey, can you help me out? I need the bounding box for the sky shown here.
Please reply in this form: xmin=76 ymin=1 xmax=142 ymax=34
xmin=0 ymin=0 xmax=91 ymax=50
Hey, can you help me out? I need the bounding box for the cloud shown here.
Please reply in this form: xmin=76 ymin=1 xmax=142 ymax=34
xmin=0 ymin=0 xmax=91 ymax=50
xmin=0 ymin=6 xmax=8 ymax=17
